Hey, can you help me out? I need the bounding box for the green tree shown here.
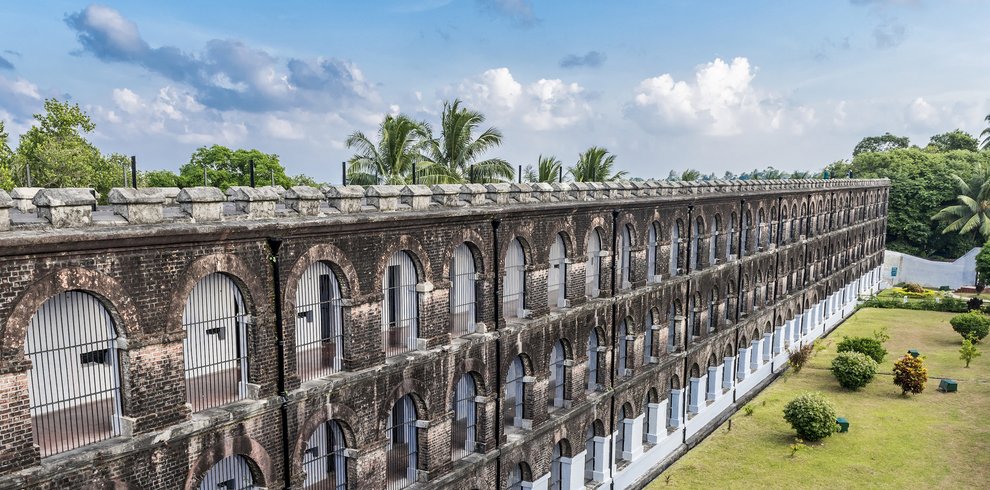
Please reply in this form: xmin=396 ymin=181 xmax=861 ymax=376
xmin=960 ymin=337 xmax=981 ymax=368
xmin=524 ymin=155 xmax=562 ymax=183
xmin=790 ymin=170 xmax=811 ymax=179
xmin=852 ymin=132 xmax=910 ymax=156
xmin=180 ymin=145 xmax=292 ymax=190
xmin=976 ymin=240 xmax=990 ymax=292
xmin=928 ymin=129 xmax=978 ymax=152
xmin=569 ymin=146 xmax=627 ymax=182
xmin=932 ymin=166 xmax=990 ymax=240
xmin=422 ymin=99 xmax=513 ymax=184
xmin=680 ymin=169 xmax=701 ymax=181
xmin=346 ymin=114 xmax=430 ymax=185
xmin=141 ymin=169 xmax=182 ymax=187
xmin=0 ymin=121 xmax=13 ymax=191
xmin=980 ymin=114 xmax=990 ymax=151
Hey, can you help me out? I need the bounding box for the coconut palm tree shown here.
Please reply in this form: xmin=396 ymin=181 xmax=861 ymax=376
xmin=345 ymin=114 xmax=431 ymax=185
xmin=569 ymin=146 xmax=627 ymax=182
xmin=421 ymin=99 xmax=513 ymax=184
xmin=980 ymin=114 xmax=990 ymax=150
xmin=524 ymin=155 xmax=563 ymax=183
xmin=933 ymin=166 xmax=990 ymax=239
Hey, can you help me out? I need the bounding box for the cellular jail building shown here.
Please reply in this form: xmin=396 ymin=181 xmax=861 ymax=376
xmin=0 ymin=178 xmax=888 ymax=489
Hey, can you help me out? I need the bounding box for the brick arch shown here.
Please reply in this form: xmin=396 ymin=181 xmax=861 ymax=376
xmin=447 ymin=356 xmax=491 ymax=406
xmin=185 ymin=435 xmax=272 ymax=490
xmin=283 ymin=243 xmax=360 ymax=304
xmin=439 ymin=228 xmax=489 ymax=281
xmin=377 ymin=234 xmax=435 ymax=287
xmin=380 ymin=378 xmax=432 ymax=432
xmin=582 ymin=214 xmax=611 ymax=255
xmin=616 ymin=212 xmax=641 ymax=246
xmin=293 ymin=402 xmax=360 ymax=476
xmin=3 ymin=266 xmax=143 ymax=355
xmin=167 ymin=253 xmax=267 ymax=334
xmin=501 ymin=232 xmax=536 ymax=269
xmin=81 ymin=479 xmax=136 ymax=490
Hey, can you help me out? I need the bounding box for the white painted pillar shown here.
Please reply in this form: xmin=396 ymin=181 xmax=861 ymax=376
xmin=561 ymin=456 xmax=581 ymax=490
xmin=646 ymin=403 xmax=661 ymax=444
xmin=773 ymin=326 xmax=784 ymax=354
xmin=762 ymin=333 xmax=773 ymax=361
xmin=706 ymin=367 xmax=718 ymax=401
xmin=688 ymin=377 xmax=702 ymax=413
xmin=723 ymin=357 xmax=735 ymax=389
xmin=532 ymin=472 xmax=549 ymax=490
xmin=736 ymin=349 xmax=748 ymax=381
xmin=668 ymin=389 xmax=683 ymax=428
xmin=750 ymin=341 xmax=761 ymax=370
xmin=628 ymin=414 xmax=644 ymax=460
xmin=794 ymin=314 xmax=804 ymax=341
xmin=592 ymin=436 xmax=610 ymax=482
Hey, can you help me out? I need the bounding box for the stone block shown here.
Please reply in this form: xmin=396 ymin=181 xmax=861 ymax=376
xmin=365 ymin=185 xmax=401 ymax=211
xmin=151 ymin=187 xmax=182 ymax=206
xmin=324 ymin=185 xmax=365 ymax=213
xmin=177 ymin=186 xmax=226 ymax=222
xmin=510 ymin=182 xmax=533 ymax=203
xmin=550 ymin=182 xmax=574 ymax=201
xmin=400 ymin=185 xmax=432 ymax=210
xmin=10 ymin=187 xmax=42 ymax=213
xmin=531 ymin=182 xmax=554 ymax=202
xmin=0 ymin=189 xmax=10 ymax=231
xmin=33 ymin=188 xmax=97 ymax=227
xmin=431 ymin=184 xmax=463 ymax=207
xmin=108 ymin=188 xmax=166 ymax=224
xmin=460 ymin=183 xmax=488 ymax=205
xmin=285 ymin=186 xmax=324 ymax=216
xmin=485 ymin=183 xmax=513 ymax=204
xmin=228 ymin=186 xmax=279 ymax=218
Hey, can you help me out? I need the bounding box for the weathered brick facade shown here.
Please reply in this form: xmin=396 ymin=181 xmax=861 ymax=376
xmin=0 ymin=179 xmax=888 ymax=489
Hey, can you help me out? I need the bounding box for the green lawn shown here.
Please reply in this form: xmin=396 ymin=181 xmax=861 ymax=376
xmin=648 ymin=309 xmax=990 ymax=489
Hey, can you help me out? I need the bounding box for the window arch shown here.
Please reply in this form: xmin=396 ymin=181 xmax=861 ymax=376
xmin=643 ymin=388 xmax=659 ymax=444
xmin=505 ymin=355 xmax=530 ymax=428
xmin=587 ymin=329 xmax=604 ymax=391
xmin=503 ymin=239 xmax=527 ymax=319
xmin=780 ymin=206 xmax=789 ymax=244
xmin=710 ymin=215 xmax=721 ymax=265
xmin=550 ymin=439 xmax=571 ymax=490
xmin=549 ymin=340 xmax=572 ymax=409
xmin=198 ymin=455 xmax=257 ymax=490
xmin=756 ymin=208 xmax=765 ymax=250
xmin=690 ymin=216 xmax=703 ymax=271
xmin=383 ymin=251 xmax=419 ymax=357
xmin=584 ymin=420 xmax=607 ymax=483
xmin=451 ymin=243 xmax=481 ymax=336
xmin=586 ymin=228 xmax=603 ymax=298
xmin=647 ymin=222 xmax=660 ymax=282
xmin=508 ymin=462 xmax=532 ymax=490
xmin=452 ymin=373 xmax=479 ymax=460
xmin=724 ymin=282 xmax=735 ymax=323
xmin=667 ymin=375 xmax=681 ymax=429
xmin=616 ymin=403 xmax=634 ymax=463
xmin=707 ymin=288 xmax=717 ymax=333
xmin=302 ymin=420 xmax=349 ymax=489
xmin=670 ymin=219 xmax=683 ymax=276
xmin=688 ymin=293 xmax=699 ymax=339
xmin=387 ymin=395 xmax=421 ymax=489
xmin=668 ymin=299 xmax=681 ymax=352
xmin=617 ymin=319 xmax=631 ymax=377
xmin=295 ymin=262 xmax=344 ymax=381
xmin=727 ymin=212 xmax=737 ymax=260
xmin=26 ymin=291 xmax=123 ymax=457
xmin=741 ymin=211 xmax=751 ymax=255
xmin=183 ymin=273 xmax=250 ymax=412
xmin=644 ymin=309 xmax=659 ymax=364
xmin=619 ymin=224 xmax=633 ymax=289
xmin=548 ymin=234 xmax=568 ymax=308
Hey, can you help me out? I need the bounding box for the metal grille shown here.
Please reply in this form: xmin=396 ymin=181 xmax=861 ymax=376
xmin=183 ymin=273 xmax=249 ymax=412
xmin=586 ymin=230 xmax=601 ymax=298
xmin=584 ymin=426 xmax=596 ymax=483
xmin=549 ymin=342 xmax=566 ymax=407
xmin=756 ymin=210 xmax=765 ymax=248
xmin=504 ymin=357 xmax=525 ymax=427
xmin=383 ymin=252 xmax=418 ymax=357
xmin=587 ymin=332 xmax=600 ymax=390
xmin=708 ymin=290 xmax=717 ymax=333
xmin=668 ymin=302 xmax=678 ymax=351
xmin=548 ymin=235 xmax=567 ymax=308
xmin=198 ymin=455 xmax=255 ymax=490
xmin=550 ymin=443 xmax=564 ymax=490
xmin=669 ymin=221 xmax=680 ymax=276
xmin=727 ymin=214 xmax=736 ymax=259
xmin=643 ymin=312 xmax=655 ymax=364
xmin=302 ymin=421 xmax=348 ymax=489
xmin=742 ymin=212 xmax=750 ymax=254
xmin=709 ymin=219 xmax=718 ymax=265
xmin=26 ymin=291 xmax=122 ymax=457
xmin=690 ymin=218 xmax=700 ymax=270
xmin=647 ymin=223 xmax=658 ymax=281
xmin=619 ymin=225 xmax=632 ymax=288
xmin=451 ymin=374 xmax=478 ymax=461
xmin=450 ymin=244 xmax=478 ymax=336
xmin=503 ymin=239 xmax=526 ymax=318
xmin=295 ymin=262 xmax=343 ymax=382
xmin=386 ymin=396 xmax=418 ymax=490
xmin=616 ymin=320 xmax=629 ymax=375
xmin=688 ymin=295 xmax=698 ymax=338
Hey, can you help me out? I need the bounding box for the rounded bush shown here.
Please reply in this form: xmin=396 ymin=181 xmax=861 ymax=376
xmin=893 ymin=355 xmax=928 ymax=395
xmin=949 ymin=312 xmax=990 ymax=342
xmin=782 ymin=392 xmax=837 ymax=441
xmin=836 ymin=336 xmax=887 ymax=363
xmin=831 ymin=352 xmax=878 ymax=390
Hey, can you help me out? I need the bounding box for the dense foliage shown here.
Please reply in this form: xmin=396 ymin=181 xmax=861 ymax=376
xmin=858 ymin=296 xmax=968 ymax=313
xmin=836 ymin=336 xmax=888 ymax=363
xmin=831 ymin=352 xmax=879 ymax=390
xmin=782 ymin=392 xmax=838 ymax=441
xmin=949 ymin=312 xmax=990 ymax=342
xmin=893 ymin=355 xmax=928 ymax=395
xmin=788 ymin=342 xmax=816 ymax=374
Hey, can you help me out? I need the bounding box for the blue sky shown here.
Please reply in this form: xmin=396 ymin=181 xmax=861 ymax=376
xmin=1 ymin=1 xmax=988 ymax=182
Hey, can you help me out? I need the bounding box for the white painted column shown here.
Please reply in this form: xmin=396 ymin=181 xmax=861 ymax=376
xmin=706 ymin=366 xmax=718 ymax=400
xmin=688 ymin=377 xmax=702 ymax=413
xmin=773 ymin=326 xmax=784 ymax=354
xmin=562 ymin=455 xmax=582 ymax=490
xmin=646 ymin=403 xmax=661 ymax=444
xmin=628 ymin=414 xmax=644 ymax=460
xmin=736 ymin=349 xmax=748 ymax=381
xmin=750 ymin=341 xmax=761 ymax=370
xmin=668 ymin=389 xmax=683 ymax=428
xmin=762 ymin=333 xmax=773 ymax=361
xmin=531 ymin=472 xmax=549 ymax=490
xmin=592 ymin=436 xmax=610 ymax=482
xmin=723 ymin=357 xmax=735 ymax=389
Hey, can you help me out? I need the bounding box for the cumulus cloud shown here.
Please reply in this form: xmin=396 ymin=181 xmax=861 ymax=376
xmin=65 ymin=4 xmax=373 ymax=113
xmin=448 ymin=67 xmax=592 ymax=131
xmin=0 ymin=74 xmax=42 ymax=126
xmin=475 ymin=0 xmax=538 ymax=27
xmin=559 ymin=51 xmax=606 ymax=69
xmin=627 ymin=57 xmax=815 ymax=136
xmin=906 ymin=97 xmax=939 ymax=126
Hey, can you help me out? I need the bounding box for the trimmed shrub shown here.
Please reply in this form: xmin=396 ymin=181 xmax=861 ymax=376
xmin=949 ymin=312 xmax=990 ymax=342
xmin=831 ymin=352 xmax=878 ymax=390
xmin=859 ymin=297 xmax=968 ymax=313
xmin=836 ymin=336 xmax=887 ymax=363
xmin=903 ymin=283 xmax=925 ymax=293
xmin=893 ymin=355 xmax=928 ymax=395
xmin=782 ymin=392 xmax=837 ymax=441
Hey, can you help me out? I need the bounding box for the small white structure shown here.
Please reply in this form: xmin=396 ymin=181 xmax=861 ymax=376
xmin=882 ymin=248 xmax=977 ymax=290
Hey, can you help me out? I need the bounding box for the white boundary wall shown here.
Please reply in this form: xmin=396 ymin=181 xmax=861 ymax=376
xmin=882 ymin=248 xmax=978 ymax=290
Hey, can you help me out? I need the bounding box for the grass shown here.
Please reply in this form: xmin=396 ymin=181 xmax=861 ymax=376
xmin=648 ymin=308 xmax=990 ymax=489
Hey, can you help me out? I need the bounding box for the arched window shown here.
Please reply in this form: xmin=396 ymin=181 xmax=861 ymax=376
xmin=707 ymin=289 xmax=717 ymax=333
xmin=728 ymin=212 xmax=737 ymax=260
xmin=587 ymin=330 xmax=603 ymax=391
xmin=769 ymin=206 xmax=777 ymax=244
xmin=548 ymin=234 xmax=567 ymax=308
xmin=619 ymin=224 xmax=633 ymax=289
xmin=667 ymin=376 xmax=681 ymax=429
xmin=586 ymin=229 xmax=603 ymax=298
xmin=670 ymin=220 xmax=683 ymax=276
xmin=688 ymin=293 xmax=698 ymax=339
xmin=302 ymin=420 xmax=349 ymax=489
xmin=26 ymin=291 xmax=123 ymax=457
xmin=644 ymin=309 xmax=658 ymax=364
xmin=198 ymin=455 xmax=256 ymax=490
xmin=753 ymin=272 xmax=761 ymax=311
xmin=295 ymin=262 xmax=344 ymax=381
xmin=690 ymin=216 xmax=702 ymax=271
xmin=643 ymin=388 xmax=659 ymax=444
xmin=710 ymin=215 xmax=720 ymax=265
xmin=383 ymin=251 xmax=419 ymax=357
xmin=584 ymin=421 xmax=606 ymax=483
xmin=617 ymin=319 xmax=631 ymax=377
xmin=183 ymin=273 xmax=249 ymax=412
xmin=616 ymin=404 xmax=633 ymax=463
xmin=452 ymin=374 xmax=479 ymax=460
xmin=724 ymin=283 xmax=734 ymax=323
xmin=451 ymin=243 xmax=480 ymax=336
xmin=781 ymin=206 xmax=789 ymax=244
xmin=550 ymin=440 xmax=570 ymax=490
xmin=503 ymin=239 xmax=526 ymax=319
xmin=387 ymin=395 xmax=420 ymax=490
xmin=550 ymin=340 xmax=572 ymax=408
xmin=791 ymin=205 xmax=799 ymax=241
xmin=505 ymin=356 xmax=529 ymax=428
xmin=668 ymin=300 xmax=681 ymax=352
xmin=508 ymin=462 xmax=532 ymax=490
xmin=756 ymin=208 xmax=765 ymax=250
xmin=647 ymin=222 xmax=660 ymax=282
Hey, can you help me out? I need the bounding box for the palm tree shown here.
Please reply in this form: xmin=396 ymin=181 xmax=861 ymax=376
xmin=422 ymin=99 xmax=514 ymax=184
xmin=980 ymin=114 xmax=990 ymax=151
xmin=345 ymin=114 xmax=431 ymax=185
xmin=932 ymin=166 xmax=990 ymax=239
xmin=680 ymin=169 xmax=702 ymax=181
xmin=569 ymin=147 xmax=627 ymax=182
xmin=524 ymin=155 xmax=563 ymax=183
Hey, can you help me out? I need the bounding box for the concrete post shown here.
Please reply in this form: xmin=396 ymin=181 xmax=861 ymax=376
xmin=706 ymin=367 xmax=718 ymax=401
xmin=736 ymin=349 xmax=748 ymax=381
xmin=688 ymin=377 xmax=702 ymax=413
xmin=592 ymin=436 xmax=611 ymax=482
xmin=646 ymin=403 xmax=661 ymax=444
xmin=668 ymin=389 xmax=683 ymax=428
xmin=763 ymin=332 xmax=773 ymax=362
xmin=722 ymin=357 xmax=734 ymax=390
xmin=628 ymin=414 xmax=644 ymax=459
xmin=750 ymin=340 xmax=761 ymax=370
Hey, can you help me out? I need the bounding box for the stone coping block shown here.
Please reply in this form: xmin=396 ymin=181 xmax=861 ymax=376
xmin=108 ymin=188 xmax=167 ymax=204
xmin=431 ymin=184 xmax=463 ymax=207
xmin=285 ymin=186 xmax=324 ymax=216
xmin=485 ymin=183 xmax=513 ymax=204
xmin=460 ymin=183 xmax=488 ymax=205
xmin=0 ymin=189 xmax=12 ymax=209
xmin=531 ymin=182 xmax=554 ymax=202
xmin=0 ymin=190 xmax=10 ymax=231
xmin=400 ymin=185 xmax=432 ymax=210
xmin=228 ymin=186 xmax=279 ymax=218
xmin=178 ymin=187 xmax=226 ymax=203
xmin=324 ymin=185 xmax=365 ymax=213
xmin=11 ymin=187 xmax=42 ymax=213
xmin=108 ymin=188 xmax=165 ymax=224
xmin=177 ymin=187 xmax=226 ymax=222
xmin=510 ymin=183 xmax=533 ymax=203
xmin=33 ymin=188 xmax=97 ymax=228
xmin=366 ymin=185 xmax=401 ymax=211
xmin=150 ymin=187 xmax=182 ymax=206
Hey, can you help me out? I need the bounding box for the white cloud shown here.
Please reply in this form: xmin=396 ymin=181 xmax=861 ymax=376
xmin=265 ymin=116 xmax=303 ymax=140
xmin=906 ymin=96 xmax=938 ymax=126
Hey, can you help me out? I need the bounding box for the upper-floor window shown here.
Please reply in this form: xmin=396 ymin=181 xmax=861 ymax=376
xmin=505 ymin=355 xmax=530 ymax=428
xmin=383 ymin=251 xmax=419 ymax=357
xmin=548 ymin=234 xmax=568 ymax=308
xmin=644 ymin=309 xmax=658 ymax=364
xmin=302 ymin=419 xmax=349 ymax=489
xmin=295 ymin=262 xmax=344 ymax=381
xmin=387 ymin=395 xmax=421 ymax=489
xmin=549 ymin=340 xmax=571 ymax=409
xmin=690 ymin=216 xmax=703 ymax=271
xmin=619 ymin=224 xmax=633 ymax=289
xmin=709 ymin=215 xmax=720 ymax=265
xmin=452 ymin=373 xmax=480 ymax=460
xmin=741 ymin=211 xmax=751 ymax=255
xmin=503 ymin=238 xmax=526 ymax=319
xmin=617 ymin=319 xmax=631 ymax=377
xmin=708 ymin=289 xmax=717 ymax=333
xmin=647 ymin=222 xmax=660 ymax=282
xmin=727 ymin=212 xmax=737 ymax=260
xmin=670 ymin=219 xmax=684 ymax=276
xmin=586 ymin=229 xmax=603 ymax=298
xmin=587 ymin=329 xmax=604 ymax=391
xmin=451 ymin=243 xmax=481 ymax=336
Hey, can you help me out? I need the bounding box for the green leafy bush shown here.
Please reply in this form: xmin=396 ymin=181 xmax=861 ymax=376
xmin=903 ymin=283 xmax=925 ymax=294
xmin=949 ymin=312 xmax=990 ymax=342
xmin=836 ymin=336 xmax=887 ymax=363
xmin=831 ymin=352 xmax=878 ymax=390
xmin=788 ymin=343 xmax=815 ymax=374
xmin=782 ymin=392 xmax=837 ymax=441
xmin=859 ymin=296 xmax=968 ymax=313
xmin=893 ymin=355 xmax=928 ymax=395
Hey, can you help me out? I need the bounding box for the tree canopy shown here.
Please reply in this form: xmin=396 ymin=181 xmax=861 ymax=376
xmin=569 ymin=147 xmax=626 ymax=182
xmin=928 ymin=130 xmax=979 ymax=153
xmin=852 ymin=132 xmax=910 ymax=156
xmin=524 ymin=155 xmax=562 ymax=183
xmin=178 ymin=145 xmax=296 ymax=190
